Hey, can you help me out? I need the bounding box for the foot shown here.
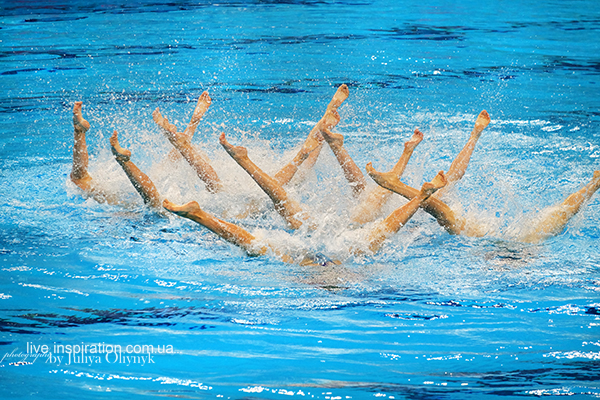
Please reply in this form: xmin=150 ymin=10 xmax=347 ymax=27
xmin=327 ymin=84 xmax=350 ymax=113
xmin=163 ymin=199 xmax=202 ymax=217
xmin=404 ymin=129 xmax=424 ymax=152
xmin=420 ymin=171 xmax=447 ymax=197
xmin=70 ymin=172 xmax=93 ymax=188
xmin=109 ymin=131 xmax=131 ymax=162
xmin=320 ymin=127 xmax=344 ymax=149
xmin=153 ymin=107 xmax=190 ymax=146
xmin=366 ymin=162 xmax=401 ymax=188
xmin=191 ymin=91 xmax=212 ymax=123
xmin=471 ymin=110 xmax=491 ymax=139
xmin=184 ymin=91 xmax=212 ymax=140
xmin=219 ymin=132 xmax=248 ymax=160
xmin=73 ymin=102 xmax=90 ymax=134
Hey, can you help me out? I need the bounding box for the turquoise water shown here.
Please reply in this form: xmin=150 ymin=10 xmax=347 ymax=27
xmin=1 ymin=1 xmax=599 ymax=399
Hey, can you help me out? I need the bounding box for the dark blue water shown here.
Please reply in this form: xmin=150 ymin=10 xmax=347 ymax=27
xmin=1 ymin=1 xmax=599 ymax=399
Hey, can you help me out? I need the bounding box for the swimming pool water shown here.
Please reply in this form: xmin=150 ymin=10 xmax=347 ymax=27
xmin=1 ymin=1 xmax=599 ymax=399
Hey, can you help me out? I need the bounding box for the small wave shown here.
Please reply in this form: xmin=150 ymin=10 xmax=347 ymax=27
xmin=544 ymin=351 xmax=600 ymax=360
xmin=385 ymin=313 xmax=447 ymax=321
xmin=18 ymin=283 xmax=88 ymax=297
xmin=542 ymin=124 xmax=563 ymax=132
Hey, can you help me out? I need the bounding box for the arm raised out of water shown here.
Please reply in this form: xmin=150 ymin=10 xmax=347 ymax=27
xmin=152 ymin=92 xmax=222 ymax=194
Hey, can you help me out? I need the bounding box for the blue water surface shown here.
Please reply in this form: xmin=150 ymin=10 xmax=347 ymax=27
xmin=1 ymin=1 xmax=599 ymax=399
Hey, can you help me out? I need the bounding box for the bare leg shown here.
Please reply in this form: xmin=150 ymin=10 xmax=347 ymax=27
xmin=163 ymin=199 xmax=295 ymax=263
xmin=183 ymin=91 xmax=212 ymax=140
xmin=361 ymin=111 xmax=491 ymax=234
xmin=71 ymin=102 xmax=91 ymax=183
xmin=351 ymin=129 xmax=424 ymax=224
xmin=521 ymin=171 xmax=600 ymax=243
xmin=297 ymin=143 xmax=323 ymax=175
xmin=363 ymin=171 xmax=447 ymax=254
xmin=320 ymin=111 xmax=367 ymax=197
xmin=69 ymin=102 xmax=115 ymax=203
xmin=325 ymin=84 xmax=351 ymax=114
xmin=163 ymin=199 xmax=263 ymax=255
xmin=166 ymin=92 xmax=213 ymax=161
xmin=110 ymin=131 xmax=161 ymax=209
xmin=274 ymin=84 xmax=350 ymax=186
xmin=153 ymin=92 xmax=222 ymax=193
xmin=366 ymin=163 xmax=467 ymax=235
xmin=273 ymin=131 xmax=323 ymax=186
xmin=445 ymin=110 xmax=491 ymax=184
xmin=220 ymin=133 xmax=308 ymax=230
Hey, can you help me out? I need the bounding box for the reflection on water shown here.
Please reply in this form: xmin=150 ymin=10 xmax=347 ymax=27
xmin=476 ymin=240 xmax=540 ymax=270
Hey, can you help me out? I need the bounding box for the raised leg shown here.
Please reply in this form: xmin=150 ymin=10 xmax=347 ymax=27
xmin=360 ymin=111 xmax=491 ymax=235
xmin=152 ymin=92 xmax=222 ymax=193
xmin=363 ymin=171 xmax=447 ymax=254
xmin=325 ymin=84 xmax=350 ymax=114
xmin=71 ymin=101 xmax=91 ymax=183
xmin=163 ymin=199 xmax=295 ymax=263
xmin=69 ymin=102 xmax=116 ymax=204
xmin=274 ymin=84 xmax=350 ymax=186
xmin=220 ymin=133 xmax=308 ymax=230
xmin=163 ymin=199 xmax=262 ymax=254
xmin=445 ymin=110 xmax=491 ymax=184
xmin=320 ymin=110 xmax=367 ymax=197
xmin=295 ymin=142 xmax=323 ymax=177
xmin=351 ymin=129 xmax=424 ymax=225
xmin=521 ymin=171 xmax=600 ymax=243
xmin=365 ymin=163 xmax=469 ymax=235
xmin=165 ymin=92 xmax=213 ymax=162
xmin=110 ymin=131 xmax=161 ymax=209
xmin=182 ymin=91 xmax=212 ymax=140
xmin=273 ymin=131 xmax=323 ymax=187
